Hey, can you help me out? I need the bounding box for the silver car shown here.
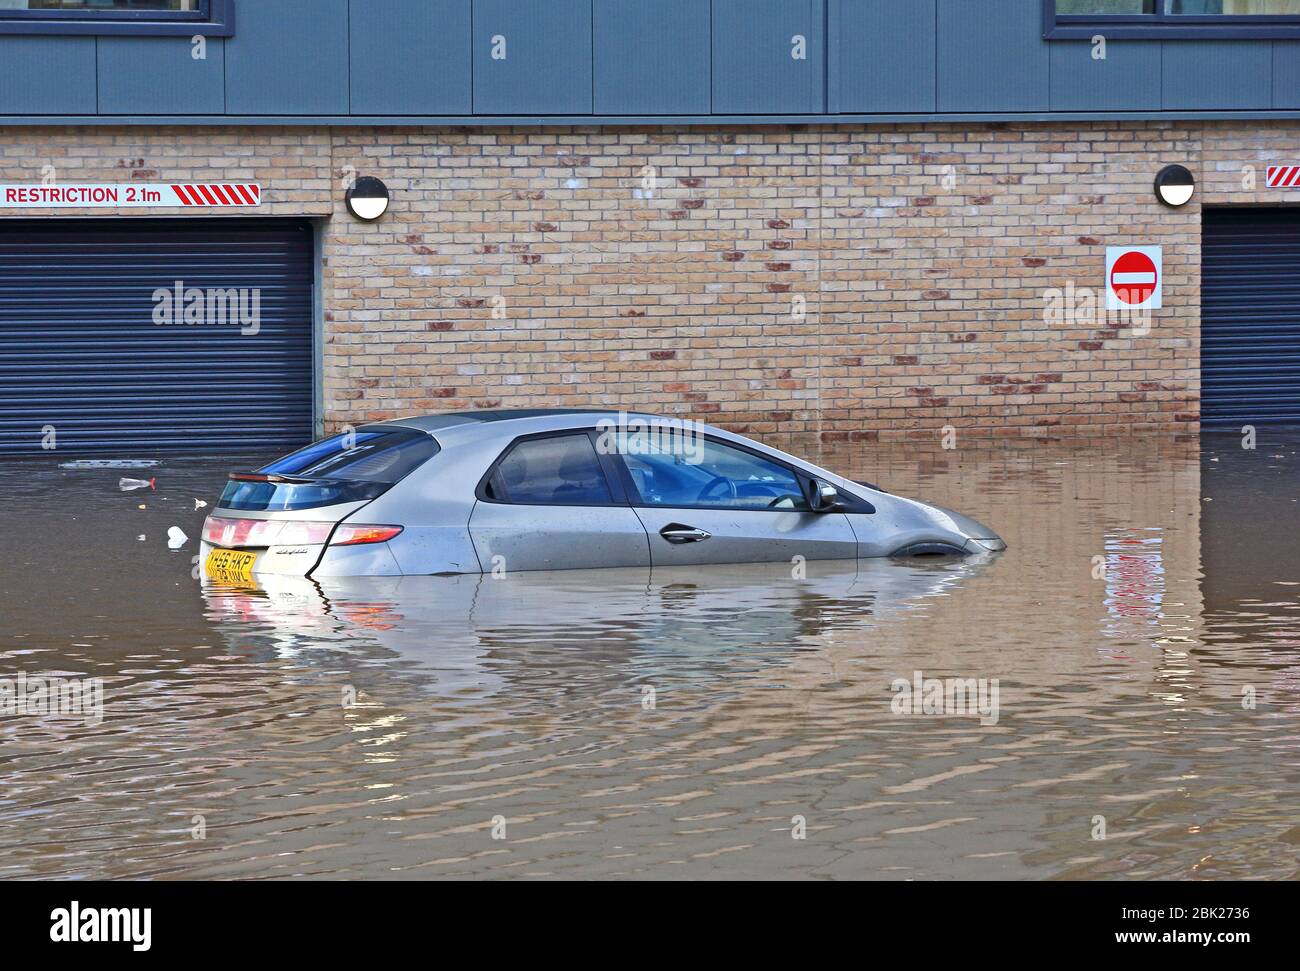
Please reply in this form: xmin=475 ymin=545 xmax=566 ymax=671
xmin=200 ymin=409 xmax=1005 ymax=582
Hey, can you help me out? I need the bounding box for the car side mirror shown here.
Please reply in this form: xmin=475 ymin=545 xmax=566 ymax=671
xmin=808 ymin=478 xmax=846 ymax=513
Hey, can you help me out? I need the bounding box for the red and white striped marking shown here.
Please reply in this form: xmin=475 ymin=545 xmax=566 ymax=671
xmin=0 ymin=183 xmax=261 ymax=209
xmin=1266 ymin=166 xmax=1300 ymax=188
xmin=171 ymin=183 xmax=261 ymax=207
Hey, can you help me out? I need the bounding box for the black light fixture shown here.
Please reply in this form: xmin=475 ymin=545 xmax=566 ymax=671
xmin=1154 ymin=164 xmax=1195 ymax=208
xmin=345 ymin=176 xmax=391 ymax=221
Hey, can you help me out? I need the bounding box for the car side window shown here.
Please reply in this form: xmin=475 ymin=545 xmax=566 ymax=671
xmin=614 ymin=431 xmax=809 ymax=511
xmin=485 ymin=434 xmax=614 ymax=505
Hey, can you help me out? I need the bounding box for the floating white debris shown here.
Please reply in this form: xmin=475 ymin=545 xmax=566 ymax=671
xmin=61 ymin=459 xmax=160 ymax=470
xmin=167 ymin=527 xmax=188 ymax=550
xmin=119 ymin=477 xmax=155 ymax=492
xmin=194 ymin=499 xmax=208 ymax=510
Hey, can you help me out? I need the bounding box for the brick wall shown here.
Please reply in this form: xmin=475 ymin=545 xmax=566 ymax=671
xmin=325 ymin=121 xmax=1296 ymax=439
xmin=3 ymin=121 xmax=1299 ymax=439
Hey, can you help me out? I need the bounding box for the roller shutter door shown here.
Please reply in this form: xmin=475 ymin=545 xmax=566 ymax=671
xmin=1202 ymin=208 xmax=1300 ymax=426
xmin=0 ymin=218 xmax=314 ymax=454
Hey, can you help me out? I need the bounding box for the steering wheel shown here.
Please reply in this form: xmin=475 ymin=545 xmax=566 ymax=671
xmin=696 ymin=475 xmax=737 ymax=503
xmin=766 ymin=494 xmax=803 ymax=509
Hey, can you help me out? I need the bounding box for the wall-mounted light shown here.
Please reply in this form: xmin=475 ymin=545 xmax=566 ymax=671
xmin=1154 ymin=165 xmax=1195 ymax=208
xmin=345 ymin=176 xmax=390 ymax=221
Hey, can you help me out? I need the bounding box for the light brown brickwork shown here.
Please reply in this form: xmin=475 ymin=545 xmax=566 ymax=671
xmin=3 ymin=121 xmax=1300 ymax=439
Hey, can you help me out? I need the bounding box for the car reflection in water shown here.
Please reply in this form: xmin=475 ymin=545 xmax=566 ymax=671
xmin=199 ymin=554 xmax=999 ymax=700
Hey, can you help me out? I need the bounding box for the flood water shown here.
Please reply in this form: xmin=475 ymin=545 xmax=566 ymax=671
xmin=1 ymin=431 xmax=1298 ymax=880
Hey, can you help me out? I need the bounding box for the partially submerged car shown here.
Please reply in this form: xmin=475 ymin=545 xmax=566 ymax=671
xmin=200 ymin=409 xmax=1005 ymax=583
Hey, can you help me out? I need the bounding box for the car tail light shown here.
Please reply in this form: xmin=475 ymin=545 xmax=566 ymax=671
xmin=202 ymin=516 xmax=333 ymax=548
xmin=330 ymin=524 xmax=403 ymax=547
xmin=202 ymin=516 xmax=247 ymax=546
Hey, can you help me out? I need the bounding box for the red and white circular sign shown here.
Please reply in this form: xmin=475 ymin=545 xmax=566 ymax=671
xmin=1109 ymin=250 xmax=1159 ymax=306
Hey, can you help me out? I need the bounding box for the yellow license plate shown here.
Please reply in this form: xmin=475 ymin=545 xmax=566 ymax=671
xmin=205 ymin=549 xmax=258 ymax=584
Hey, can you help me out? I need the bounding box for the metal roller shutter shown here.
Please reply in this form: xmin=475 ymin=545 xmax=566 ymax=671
xmin=1202 ymin=207 xmax=1300 ymax=427
xmin=0 ymin=218 xmax=314 ymax=455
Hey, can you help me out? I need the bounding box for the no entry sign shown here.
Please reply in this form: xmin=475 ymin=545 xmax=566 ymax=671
xmin=0 ymin=183 xmax=261 ymax=209
xmin=1106 ymin=245 xmax=1162 ymax=311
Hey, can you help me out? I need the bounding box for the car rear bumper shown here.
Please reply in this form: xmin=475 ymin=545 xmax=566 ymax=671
xmin=200 ymin=540 xmax=404 ymax=579
xmin=311 ymin=542 xmax=403 ymax=577
xmin=200 ymin=541 xmax=327 ymax=579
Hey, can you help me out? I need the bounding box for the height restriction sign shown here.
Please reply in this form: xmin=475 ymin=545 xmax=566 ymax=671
xmin=0 ymin=183 xmax=261 ymax=209
xmin=1105 ymin=246 xmax=1162 ymax=311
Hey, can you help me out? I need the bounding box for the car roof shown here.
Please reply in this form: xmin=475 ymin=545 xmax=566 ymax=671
xmin=367 ymin=408 xmax=860 ymax=494
xmin=380 ymin=409 xmax=660 ymax=434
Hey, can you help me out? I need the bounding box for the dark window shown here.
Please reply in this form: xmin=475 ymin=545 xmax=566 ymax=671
xmin=0 ymin=0 xmax=233 ymax=35
xmin=1172 ymin=0 xmax=1300 ymax=9
xmin=1058 ymin=1 xmax=1157 ymax=10
xmin=1059 ymin=1 xmax=1299 ymax=10
xmin=486 ymin=434 xmax=614 ymax=505
xmin=3 ymin=1 xmax=199 ymax=12
xmin=1048 ymin=0 xmax=1300 ymax=37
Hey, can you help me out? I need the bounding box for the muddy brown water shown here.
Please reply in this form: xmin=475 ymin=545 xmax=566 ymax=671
xmin=1 ymin=431 xmax=1298 ymax=880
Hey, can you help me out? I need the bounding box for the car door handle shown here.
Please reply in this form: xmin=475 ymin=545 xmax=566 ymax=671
xmin=659 ymin=524 xmax=712 ymax=545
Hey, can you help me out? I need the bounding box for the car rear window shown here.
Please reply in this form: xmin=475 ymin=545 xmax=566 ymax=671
xmin=219 ymin=427 xmax=438 ymax=512
xmin=259 ymin=427 xmax=439 ymax=482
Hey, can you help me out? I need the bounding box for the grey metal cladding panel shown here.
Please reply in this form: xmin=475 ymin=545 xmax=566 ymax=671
xmin=473 ymin=0 xmax=594 ymax=115
xmin=834 ymin=0 xmax=936 ymax=114
xmin=1272 ymin=42 xmax=1300 ymax=110
xmin=226 ymin=0 xmax=350 ymax=115
xmin=351 ymin=0 xmax=472 ymax=115
xmin=1049 ymin=40 xmax=1160 ymax=111
xmin=936 ymin=0 xmax=1048 ymax=113
xmin=1162 ymin=42 xmax=1272 ymax=111
xmin=97 ymin=37 xmax=225 ymax=115
xmin=712 ymin=0 xmax=825 ymax=114
xmin=0 ymin=37 xmax=96 ymax=114
xmin=593 ymin=0 xmax=710 ymax=115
